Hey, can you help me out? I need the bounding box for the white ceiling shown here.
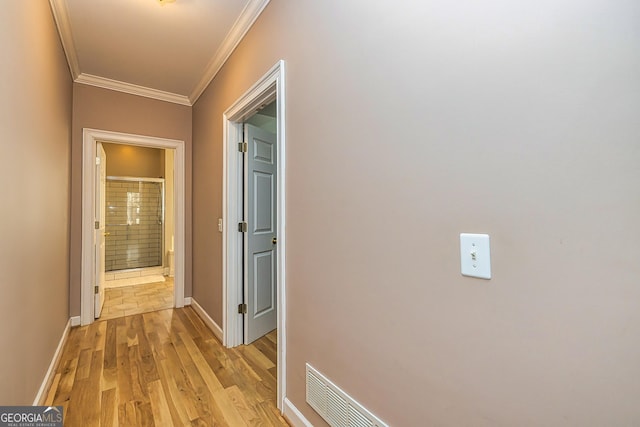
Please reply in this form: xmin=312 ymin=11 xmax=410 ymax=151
xmin=50 ymin=0 xmax=270 ymax=105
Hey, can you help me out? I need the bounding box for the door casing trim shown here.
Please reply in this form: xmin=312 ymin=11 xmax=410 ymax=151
xmin=222 ymin=60 xmax=286 ymax=409
xmin=81 ymin=129 xmax=186 ymax=326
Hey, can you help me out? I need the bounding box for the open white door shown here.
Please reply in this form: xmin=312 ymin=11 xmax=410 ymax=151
xmin=94 ymin=143 xmax=107 ymax=318
xmin=244 ymin=124 xmax=277 ymax=343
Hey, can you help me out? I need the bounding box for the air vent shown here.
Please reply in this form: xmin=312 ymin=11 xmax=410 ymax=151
xmin=306 ymin=363 xmax=388 ymax=427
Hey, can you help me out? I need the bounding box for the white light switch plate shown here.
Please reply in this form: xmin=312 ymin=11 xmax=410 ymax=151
xmin=460 ymin=233 xmax=491 ymax=279
xmin=218 ymin=218 xmax=223 ymax=232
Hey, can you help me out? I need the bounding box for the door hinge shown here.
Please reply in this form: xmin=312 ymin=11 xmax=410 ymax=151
xmin=238 ymin=303 xmax=247 ymax=314
xmin=238 ymin=142 xmax=248 ymax=153
xmin=96 ymin=156 xmax=101 ymax=165
xmin=238 ymin=222 xmax=248 ymax=232
xmin=94 ymin=285 xmax=99 ymax=294
xmin=94 ymin=221 xmax=100 ymax=229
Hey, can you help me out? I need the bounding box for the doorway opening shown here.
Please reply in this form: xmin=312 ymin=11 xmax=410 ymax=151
xmin=223 ymin=60 xmax=286 ymax=409
xmin=96 ymin=143 xmax=176 ymax=320
xmin=81 ymin=129 xmax=186 ymax=326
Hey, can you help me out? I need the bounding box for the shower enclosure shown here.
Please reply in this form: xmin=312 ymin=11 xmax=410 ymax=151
xmin=105 ymin=177 xmax=164 ymax=272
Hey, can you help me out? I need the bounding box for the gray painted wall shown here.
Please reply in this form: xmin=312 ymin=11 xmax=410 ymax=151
xmin=70 ymin=84 xmax=192 ymax=316
xmin=194 ymin=0 xmax=640 ymax=425
xmin=0 ymin=2 xmax=72 ymax=404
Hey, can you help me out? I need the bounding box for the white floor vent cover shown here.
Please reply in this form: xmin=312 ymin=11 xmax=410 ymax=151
xmin=306 ymin=363 xmax=389 ymax=427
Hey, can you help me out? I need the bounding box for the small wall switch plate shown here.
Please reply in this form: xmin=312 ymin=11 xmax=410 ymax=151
xmin=460 ymin=233 xmax=491 ymax=279
xmin=218 ymin=218 xmax=223 ymax=232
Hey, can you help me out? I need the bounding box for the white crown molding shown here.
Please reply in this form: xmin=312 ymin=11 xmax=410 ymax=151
xmin=49 ymin=0 xmax=80 ymax=79
xmin=189 ymin=0 xmax=271 ymax=104
xmin=75 ymin=73 xmax=192 ymax=106
xmin=50 ymin=0 xmax=269 ymax=106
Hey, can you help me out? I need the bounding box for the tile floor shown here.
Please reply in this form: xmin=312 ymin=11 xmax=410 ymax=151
xmin=99 ymin=276 xmax=174 ymax=320
xmin=105 ymin=274 xmax=167 ymax=288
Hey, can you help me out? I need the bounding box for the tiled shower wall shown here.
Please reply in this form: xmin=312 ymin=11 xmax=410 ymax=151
xmin=105 ymin=179 xmax=164 ymax=271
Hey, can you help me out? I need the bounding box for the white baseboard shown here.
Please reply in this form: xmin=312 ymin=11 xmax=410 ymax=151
xmin=70 ymin=316 xmax=81 ymax=327
xmin=184 ymin=297 xmax=192 ymax=305
xmin=33 ymin=319 xmax=71 ymax=405
xmin=190 ymin=298 xmax=223 ymax=342
xmin=283 ymin=397 xmax=313 ymax=427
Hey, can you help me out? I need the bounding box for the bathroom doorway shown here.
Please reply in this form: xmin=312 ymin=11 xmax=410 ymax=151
xmin=97 ymin=143 xmax=175 ymax=320
xmin=81 ymin=129 xmax=186 ymax=326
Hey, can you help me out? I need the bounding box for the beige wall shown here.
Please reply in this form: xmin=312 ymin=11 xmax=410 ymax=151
xmin=70 ymin=84 xmax=192 ymax=316
xmin=101 ymin=143 xmax=164 ymax=178
xmin=0 ymin=2 xmax=72 ymax=404
xmin=193 ymin=0 xmax=640 ymax=425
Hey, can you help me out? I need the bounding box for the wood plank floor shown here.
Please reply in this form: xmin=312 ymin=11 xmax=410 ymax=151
xmin=45 ymin=308 xmax=288 ymax=426
xmin=100 ymin=278 xmax=174 ymax=320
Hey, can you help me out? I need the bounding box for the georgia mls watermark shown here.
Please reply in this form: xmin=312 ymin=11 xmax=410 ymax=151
xmin=0 ymin=406 xmax=62 ymax=427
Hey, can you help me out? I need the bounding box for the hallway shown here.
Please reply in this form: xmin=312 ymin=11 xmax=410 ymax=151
xmin=44 ymin=308 xmax=286 ymax=426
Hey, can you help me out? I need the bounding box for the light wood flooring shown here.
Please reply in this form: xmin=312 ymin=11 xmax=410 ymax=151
xmin=100 ymin=278 xmax=174 ymax=320
xmin=45 ymin=308 xmax=287 ymax=426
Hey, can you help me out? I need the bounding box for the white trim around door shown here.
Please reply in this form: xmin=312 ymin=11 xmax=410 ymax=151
xmin=81 ymin=129 xmax=186 ymax=326
xmin=222 ymin=60 xmax=286 ymax=409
